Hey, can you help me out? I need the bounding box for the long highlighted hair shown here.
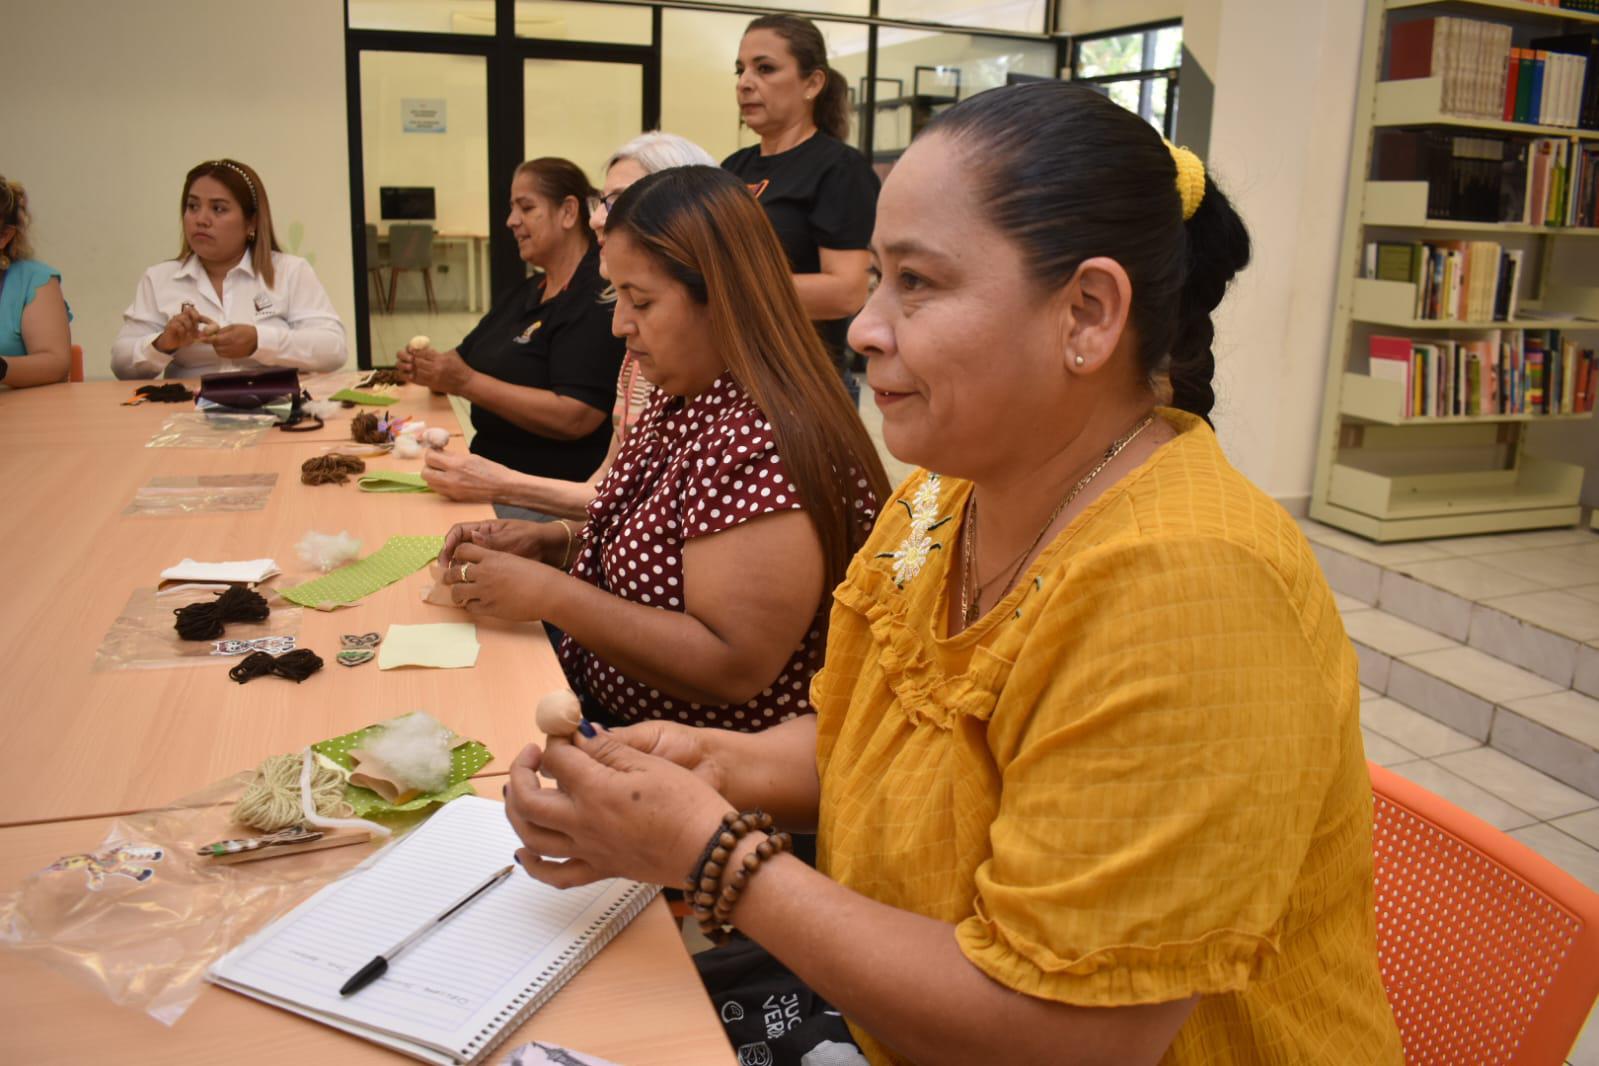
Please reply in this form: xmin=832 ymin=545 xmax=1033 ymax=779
xmin=177 ymin=159 xmax=282 ymax=286
xmin=606 ymin=166 xmax=889 ymax=589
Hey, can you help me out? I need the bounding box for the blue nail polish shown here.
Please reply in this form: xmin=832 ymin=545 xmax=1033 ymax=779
xmin=577 ymin=719 xmax=598 ymax=739
xmin=513 ymin=853 xmax=523 ymax=867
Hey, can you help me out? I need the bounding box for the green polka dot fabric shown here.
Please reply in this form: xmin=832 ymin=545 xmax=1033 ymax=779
xmin=356 ymin=471 xmax=432 ymax=493
xmin=313 ymin=723 xmax=492 ymax=817
xmin=327 ymin=388 xmax=399 ymax=406
xmin=280 ymin=535 xmax=443 ymax=610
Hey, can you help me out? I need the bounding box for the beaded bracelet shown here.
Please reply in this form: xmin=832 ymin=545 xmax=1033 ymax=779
xmin=706 ymin=829 xmax=792 ymax=935
xmin=686 ymin=810 xmax=772 ymax=932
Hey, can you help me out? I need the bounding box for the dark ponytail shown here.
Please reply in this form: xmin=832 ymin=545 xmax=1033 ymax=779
xmin=746 ymin=14 xmax=850 ymax=142
xmin=927 ymin=82 xmax=1251 ymax=426
xmin=1170 ymin=175 xmax=1250 ymax=424
xmin=815 ymin=67 xmax=851 ymax=143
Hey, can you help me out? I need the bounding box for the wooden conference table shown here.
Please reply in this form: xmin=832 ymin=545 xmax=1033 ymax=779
xmin=0 ymin=377 xmax=734 ymax=1065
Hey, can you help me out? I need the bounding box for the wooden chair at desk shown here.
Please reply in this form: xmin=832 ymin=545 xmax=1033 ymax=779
xmin=364 ymin=224 xmax=389 ymax=313
xmin=387 ymin=224 xmax=437 ymax=315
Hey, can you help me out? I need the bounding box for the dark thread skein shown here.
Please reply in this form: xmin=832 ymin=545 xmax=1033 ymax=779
xmin=350 ymin=412 xmax=389 ymax=445
xmin=135 ymin=383 xmax=194 ymax=403
xmin=173 ymin=585 xmax=271 ymax=641
xmin=359 ymin=368 xmax=405 ymax=388
xmin=229 ymin=649 xmax=324 ymax=684
xmin=300 ymin=454 xmax=367 ymax=485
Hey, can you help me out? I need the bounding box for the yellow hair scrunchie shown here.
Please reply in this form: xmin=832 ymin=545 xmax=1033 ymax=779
xmin=1164 ymin=140 xmax=1206 ymax=221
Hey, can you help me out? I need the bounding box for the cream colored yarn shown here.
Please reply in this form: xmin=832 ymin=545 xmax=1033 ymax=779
xmin=1164 ymin=140 xmax=1206 ymax=220
xmin=232 ymin=752 xmax=352 ymax=832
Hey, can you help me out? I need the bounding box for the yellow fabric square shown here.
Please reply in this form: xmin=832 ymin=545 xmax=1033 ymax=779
xmin=377 ymin=622 xmax=479 ymax=670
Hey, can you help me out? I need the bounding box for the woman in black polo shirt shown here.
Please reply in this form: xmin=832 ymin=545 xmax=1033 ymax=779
xmin=398 ymin=158 xmax=623 ymax=508
xmin=723 ymin=14 xmax=877 ymax=404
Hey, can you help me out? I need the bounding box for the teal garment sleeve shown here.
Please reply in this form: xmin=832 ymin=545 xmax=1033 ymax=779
xmin=0 ymin=259 xmax=71 ymax=357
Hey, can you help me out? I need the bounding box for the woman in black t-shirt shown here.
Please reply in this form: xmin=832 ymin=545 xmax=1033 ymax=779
xmin=722 ymin=14 xmax=877 ymax=403
xmin=398 ymin=158 xmax=624 ymax=501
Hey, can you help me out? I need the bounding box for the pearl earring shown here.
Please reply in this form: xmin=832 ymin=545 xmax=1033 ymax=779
xmin=1073 ymin=354 xmax=1086 ymax=366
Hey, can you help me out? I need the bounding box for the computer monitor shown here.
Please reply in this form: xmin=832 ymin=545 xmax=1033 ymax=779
xmin=1005 ymin=72 xmax=1055 ymax=86
xmin=380 ymin=187 xmax=436 ymax=221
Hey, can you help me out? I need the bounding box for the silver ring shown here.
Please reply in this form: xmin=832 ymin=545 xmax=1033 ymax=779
xmin=460 ymin=562 xmax=472 ymax=582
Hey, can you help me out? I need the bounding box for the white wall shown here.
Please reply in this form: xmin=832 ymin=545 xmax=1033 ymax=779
xmin=362 ymin=52 xmax=490 ymax=237
xmin=9 ymin=0 xmax=354 ymax=381
xmin=1204 ymin=0 xmax=1365 ymax=506
xmin=660 ymin=11 xmax=868 ymax=163
xmin=1058 ymin=0 xmax=1182 ymax=35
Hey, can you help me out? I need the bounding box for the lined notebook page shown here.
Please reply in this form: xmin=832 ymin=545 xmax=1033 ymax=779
xmin=210 ymin=796 xmax=641 ymax=1061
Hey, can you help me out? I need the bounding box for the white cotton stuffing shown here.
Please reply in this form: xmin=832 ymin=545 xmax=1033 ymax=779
xmin=296 ymin=530 xmax=363 ymax=572
xmin=366 ymin=711 xmax=454 ymax=793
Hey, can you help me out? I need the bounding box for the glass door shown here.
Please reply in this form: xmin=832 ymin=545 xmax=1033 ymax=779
xmin=524 ymin=59 xmax=646 ymax=186
xmin=346 ymin=4 xmax=657 ymax=368
xmin=359 ymin=50 xmax=490 ymax=366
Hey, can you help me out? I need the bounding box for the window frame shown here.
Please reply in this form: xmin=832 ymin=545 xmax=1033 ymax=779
xmin=1067 ymin=17 xmax=1181 ymax=139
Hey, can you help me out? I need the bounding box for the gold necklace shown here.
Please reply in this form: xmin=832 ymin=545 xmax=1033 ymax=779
xmin=960 ymin=412 xmax=1156 ymax=626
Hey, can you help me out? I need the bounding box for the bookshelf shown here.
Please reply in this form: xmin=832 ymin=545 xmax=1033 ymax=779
xmin=1387 ymin=0 xmax=1599 ymax=25
xmin=1308 ymin=0 xmax=1598 ymax=542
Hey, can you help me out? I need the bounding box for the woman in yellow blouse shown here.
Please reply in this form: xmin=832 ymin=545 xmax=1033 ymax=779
xmin=503 ymin=82 xmax=1402 ymax=1065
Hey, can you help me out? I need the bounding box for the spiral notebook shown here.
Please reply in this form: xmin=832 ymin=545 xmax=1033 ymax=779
xmin=208 ymin=796 xmax=657 ymax=1065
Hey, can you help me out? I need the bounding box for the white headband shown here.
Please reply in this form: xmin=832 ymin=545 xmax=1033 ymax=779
xmin=210 ymin=160 xmax=257 ymax=211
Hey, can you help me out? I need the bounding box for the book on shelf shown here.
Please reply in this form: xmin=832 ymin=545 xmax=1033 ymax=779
xmin=1372 ymin=130 xmax=1599 ymax=226
xmin=1363 ymin=239 xmax=1524 ymax=320
xmin=1531 ymin=33 xmax=1599 ymax=127
xmin=1364 ymin=331 xmax=1596 ymax=418
xmin=1374 ymin=130 xmax=1527 ymax=221
xmin=1388 ymin=17 xmax=1515 ymax=120
xmin=1385 ymin=16 xmax=1592 ymax=129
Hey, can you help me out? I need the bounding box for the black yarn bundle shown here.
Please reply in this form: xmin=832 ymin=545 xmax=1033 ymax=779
xmin=135 ymin=383 xmax=194 ymax=403
xmin=229 ymin=649 xmax=324 ymax=685
xmin=172 ymin=585 xmax=271 ymax=641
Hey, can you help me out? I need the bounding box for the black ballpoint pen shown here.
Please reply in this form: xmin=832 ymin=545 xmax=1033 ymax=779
xmin=339 ymin=864 xmax=516 ymax=997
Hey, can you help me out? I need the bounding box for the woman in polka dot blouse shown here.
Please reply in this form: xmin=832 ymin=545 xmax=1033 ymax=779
xmin=441 ymin=166 xmax=888 ymax=730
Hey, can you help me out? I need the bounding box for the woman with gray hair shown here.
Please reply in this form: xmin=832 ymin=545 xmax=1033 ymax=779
xmin=590 ymin=131 xmax=717 ymax=243
xmin=421 ymin=131 xmax=716 ymax=514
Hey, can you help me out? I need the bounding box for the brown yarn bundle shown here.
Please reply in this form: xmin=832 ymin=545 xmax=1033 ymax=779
xmin=359 ymin=368 xmax=405 ymax=388
xmin=300 ymin=454 xmax=367 ymax=485
xmin=229 ymin=649 xmax=324 ymax=684
xmin=350 ymin=412 xmax=389 ymax=445
xmin=173 ymin=585 xmax=271 ymax=641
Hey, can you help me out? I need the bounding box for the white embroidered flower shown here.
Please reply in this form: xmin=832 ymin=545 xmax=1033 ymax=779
xmin=891 ymin=531 xmax=933 ymax=586
xmin=877 ymin=474 xmax=950 ymax=588
xmin=910 ymin=476 xmax=942 ymax=524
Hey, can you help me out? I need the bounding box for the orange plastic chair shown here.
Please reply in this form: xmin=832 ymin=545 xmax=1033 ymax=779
xmin=1369 ymin=761 xmax=1599 ymax=1064
xmin=69 ymin=343 xmax=83 ymax=382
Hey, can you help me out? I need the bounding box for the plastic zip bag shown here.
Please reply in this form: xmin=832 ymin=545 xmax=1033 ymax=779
xmin=124 ymin=474 xmax=278 ymax=516
xmin=0 ymin=771 xmax=382 ymax=1026
xmin=146 ymin=412 xmax=277 ymax=450
xmin=92 ymin=585 xmax=302 ymax=671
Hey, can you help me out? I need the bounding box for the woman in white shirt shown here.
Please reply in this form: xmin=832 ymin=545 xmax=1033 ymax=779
xmin=112 ymin=159 xmax=346 ymax=379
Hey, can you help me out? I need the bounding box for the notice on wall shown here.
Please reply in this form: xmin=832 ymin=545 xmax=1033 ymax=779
xmin=402 ymin=98 xmax=447 ymax=133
